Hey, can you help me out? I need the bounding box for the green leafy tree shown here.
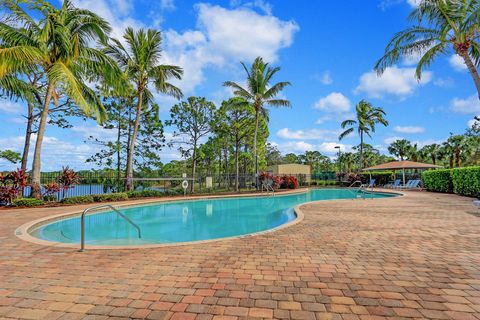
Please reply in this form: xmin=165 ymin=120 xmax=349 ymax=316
xmin=339 ymin=100 xmax=388 ymax=170
xmin=106 ymin=27 xmax=183 ymax=190
xmin=265 ymin=143 xmax=283 ymax=166
xmin=214 ymin=98 xmax=255 ymax=191
xmin=388 ymin=139 xmax=412 ymax=161
xmin=0 ymin=150 xmax=21 ymax=163
xmin=0 ymin=0 xmax=123 ymax=198
xmin=375 ymin=0 xmax=480 ymax=100
xmin=283 ymin=153 xmax=298 ymax=164
xmin=224 ymin=57 xmax=291 ymax=186
xmin=167 ymin=97 xmax=216 ymax=192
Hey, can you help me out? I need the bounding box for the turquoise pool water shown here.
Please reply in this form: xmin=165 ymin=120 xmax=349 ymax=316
xmin=30 ymin=189 xmax=397 ymax=246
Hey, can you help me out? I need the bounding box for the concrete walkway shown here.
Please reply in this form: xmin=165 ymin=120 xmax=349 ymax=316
xmin=0 ymin=190 xmax=479 ymax=319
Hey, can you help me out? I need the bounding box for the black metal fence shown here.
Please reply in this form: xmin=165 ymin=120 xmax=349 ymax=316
xmin=13 ymin=170 xmax=428 ymax=201
xmin=16 ymin=171 xmax=338 ymax=201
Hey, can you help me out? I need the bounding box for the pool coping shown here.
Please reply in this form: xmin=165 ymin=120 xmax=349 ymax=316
xmin=15 ymin=188 xmax=403 ymax=250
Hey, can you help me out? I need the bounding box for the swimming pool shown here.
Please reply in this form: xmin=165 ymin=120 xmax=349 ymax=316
xmin=28 ymin=189 xmax=397 ymax=247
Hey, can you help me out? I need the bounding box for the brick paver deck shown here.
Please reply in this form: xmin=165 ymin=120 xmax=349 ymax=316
xmin=1 ymin=190 xmax=479 ymax=319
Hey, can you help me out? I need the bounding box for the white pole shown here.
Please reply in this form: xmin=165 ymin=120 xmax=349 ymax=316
xmin=402 ymin=168 xmax=406 ymax=185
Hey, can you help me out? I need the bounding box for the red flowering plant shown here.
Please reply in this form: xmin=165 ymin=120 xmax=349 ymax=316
xmin=280 ymin=175 xmax=299 ymax=189
xmin=259 ymin=172 xmax=282 ymax=189
xmin=43 ymin=182 xmax=61 ymax=195
xmin=56 ymin=166 xmax=80 ymax=191
xmin=0 ymin=169 xmax=30 ymax=205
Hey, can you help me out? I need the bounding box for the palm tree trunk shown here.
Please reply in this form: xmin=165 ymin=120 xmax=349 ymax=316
xmin=458 ymin=51 xmax=480 ymax=100
xmin=235 ymin=139 xmax=239 ymax=192
xmin=359 ymin=131 xmax=364 ymax=171
xmin=253 ymin=107 xmax=260 ymax=188
xmin=431 ymin=155 xmax=436 ymax=165
xmin=21 ymin=102 xmax=34 ymax=172
xmin=31 ymin=83 xmax=54 ymax=199
xmin=191 ymin=141 xmax=197 ymax=193
xmin=125 ymin=90 xmax=143 ymax=191
xmin=455 ymin=150 xmax=460 ymax=167
xmin=19 ymin=103 xmax=34 ymax=197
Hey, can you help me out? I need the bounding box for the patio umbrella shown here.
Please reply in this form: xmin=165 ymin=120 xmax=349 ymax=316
xmin=362 ymin=160 xmax=442 ymax=185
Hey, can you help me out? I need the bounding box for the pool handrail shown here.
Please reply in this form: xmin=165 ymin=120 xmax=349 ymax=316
xmin=80 ymin=204 xmax=141 ymax=252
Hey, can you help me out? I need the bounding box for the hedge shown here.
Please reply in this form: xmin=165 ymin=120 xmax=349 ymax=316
xmin=451 ymin=167 xmax=480 ymax=198
xmin=422 ymin=169 xmax=453 ymax=193
xmin=126 ymin=189 xmax=164 ymax=198
xmin=11 ymin=198 xmax=44 ymax=207
xmin=61 ymin=195 xmax=94 ymax=204
xmin=422 ymin=167 xmax=480 ymax=198
xmin=92 ymin=193 xmax=129 ymax=202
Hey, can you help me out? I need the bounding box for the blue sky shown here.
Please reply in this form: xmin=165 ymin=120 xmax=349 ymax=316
xmin=1 ymin=0 xmax=479 ymax=171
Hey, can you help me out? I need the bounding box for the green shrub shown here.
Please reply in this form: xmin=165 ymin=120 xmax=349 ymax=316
xmin=92 ymin=193 xmax=129 ymax=202
xmin=451 ymin=167 xmax=480 ymax=198
xmin=61 ymin=195 xmax=94 ymax=205
xmin=43 ymin=195 xmax=57 ymax=202
xmin=422 ymin=169 xmax=453 ymax=193
xmin=11 ymin=198 xmax=44 ymax=207
xmin=127 ymin=189 xmax=164 ymax=198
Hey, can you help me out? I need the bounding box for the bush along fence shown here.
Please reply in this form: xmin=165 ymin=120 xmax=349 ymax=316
xmin=422 ymin=166 xmax=480 ymax=198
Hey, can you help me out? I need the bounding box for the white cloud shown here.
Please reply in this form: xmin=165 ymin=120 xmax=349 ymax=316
xmin=449 ymin=54 xmax=468 ymax=72
xmin=196 ymin=4 xmax=298 ymax=62
xmin=161 ymin=4 xmax=298 ymax=93
xmin=314 ymin=92 xmax=351 ymax=113
xmin=71 ymin=0 xmax=145 ymax=42
xmin=314 ymin=71 xmax=333 ymax=85
xmin=393 ymin=126 xmax=425 ymax=134
xmin=407 ymin=0 xmax=421 ymax=6
xmin=355 ymin=66 xmax=432 ymax=99
xmin=0 ymin=100 xmax=23 ymax=114
xmin=451 ymin=95 xmax=480 ymax=114
xmin=71 ymin=124 xmax=117 ymax=141
xmin=434 ymin=77 xmax=454 ymax=88
xmin=230 ymin=0 xmax=273 ymax=15
xmin=468 ymin=117 xmax=479 ymax=128
xmin=274 ymin=141 xmax=352 ymax=155
xmin=384 ymin=136 xmax=404 ymax=145
xmin=160 ymin=0 xmax=176 ymax=11
xmin=276 ymin=128 xmax=339 ymax=141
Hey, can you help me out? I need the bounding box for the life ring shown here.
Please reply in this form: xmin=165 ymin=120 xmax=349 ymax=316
xmin=182 ymin=180 xmax=189 ymax=189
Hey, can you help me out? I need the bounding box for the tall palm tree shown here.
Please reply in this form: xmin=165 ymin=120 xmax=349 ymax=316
xmin=224 ymin=57 xmax=291 ymax=187
xmin=339 ymin=100 xmax=388 ymax=170
xmin=388 ymin=139 xmax=412 ymax=161
xmin=0 ymin=0 xmax=122 ymax=198
xmin=421 ymin=143 xmax=441 ymax=164
xmin=375 ymin=0 xmax=480 ymax=100
xmin=106 ymin=28 xmax=183 ymax=190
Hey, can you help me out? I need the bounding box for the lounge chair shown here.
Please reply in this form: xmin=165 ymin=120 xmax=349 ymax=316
xmin=398 ymin=179 xmax=421 ymax=190
xmin=385 ymin=179 xmax=400 ymax=189
xmin=361 ymin=179 xmax=375 ymax=189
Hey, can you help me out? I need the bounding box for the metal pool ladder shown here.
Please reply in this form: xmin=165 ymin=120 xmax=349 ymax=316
xmin=80 ymin=204 xmax=141 ymax=252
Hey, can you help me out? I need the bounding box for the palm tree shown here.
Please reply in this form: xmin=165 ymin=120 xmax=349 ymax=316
xmin=407 ymin=143 xmax=421 ymax=162
xmin=339 ymin=152 xmax=356 ymax=173
xmin=106 ymin=28 xmax=183 ymax=190
xmin=388 ymin=139 xmax=412 ymax=161
xmin=375 ymin=0 xmax=480 ymax=100
xmin=224 ymin=57 xmax=291 ymax=187
xmin=339 ymin=100 xmax=388 ymax=170
xmin=421 ymin=143 xmax=441 ymax=164
xmin=0 ymin=0 xmax=122 ymax=198
xmin=445 ymin=135 xmax=468 ymax=167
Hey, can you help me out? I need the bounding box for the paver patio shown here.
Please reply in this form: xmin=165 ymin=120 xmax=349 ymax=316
xmin=0 ymin=190 xmax=479 ymax=320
